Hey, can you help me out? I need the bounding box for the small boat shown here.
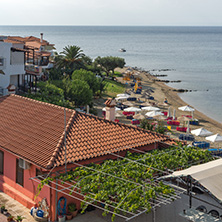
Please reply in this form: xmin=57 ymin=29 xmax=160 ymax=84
xmin=119 ymin=48 xmax=126 ymax=52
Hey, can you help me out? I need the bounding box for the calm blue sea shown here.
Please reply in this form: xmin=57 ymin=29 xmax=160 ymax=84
xmin=1 ymin=26 xmax=222 ymax=122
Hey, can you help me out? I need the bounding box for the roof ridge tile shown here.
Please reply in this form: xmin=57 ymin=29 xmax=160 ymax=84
xmin=46 ymin=111 xmax=76 ymax=168
xmin=10 ymin=94 xmax=73 ymax=112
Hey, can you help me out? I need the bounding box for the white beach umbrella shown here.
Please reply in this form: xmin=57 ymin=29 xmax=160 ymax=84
xmin=102 ymin=107 xmax=121 ymax=111
xmin=145 ymin=111 xmax=164 ymax=117
xmin=167 ymin=107 xmax=171 ymax=118
xmin=205 ymin=134 xmax=222 ymax=143
xmin=123 ymin=101 xmax=134 ymax=106
xmin=178 ymin=105 xmax=195 ymax=112
xmin=115 ymin=112 xmax=124 ymax=118
xmin=141 ymin=106 xmax=160 ymax=111
xmin=124 ymin=107 xmax=141 ymax=112
xmin=117 ymin=93 xmax=130 ymax=98
xmin=191 ymin=128 xmax=213 ymax=137
xmin=173 ymin=109 xmax=176 ymax=120
xmin=133 ymin=113 xmax=145 ymax=120
xmin=115 ymin=96 xmax=128 ymax=101
xmin=178 ymin=105 xmax=195 ymax=120
xmin=154 ymin=115 xmax=166 ymax=121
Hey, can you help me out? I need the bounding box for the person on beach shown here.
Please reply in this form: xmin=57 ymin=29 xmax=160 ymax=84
xmin=164 ymin=97 xmax=168 ymax=104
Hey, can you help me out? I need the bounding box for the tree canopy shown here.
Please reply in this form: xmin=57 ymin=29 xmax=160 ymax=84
xmin=25 ymin=82 xmax=68 ymax=107
xmin=72 ymin=69 xmax=100 ymax=94
xmin=55 ymin=45 xmax=85 ymax=75
xmin=66 ymin=79 xmax=93 ymax=106
xmin=94 ymin=56 xmax=125 ymax=76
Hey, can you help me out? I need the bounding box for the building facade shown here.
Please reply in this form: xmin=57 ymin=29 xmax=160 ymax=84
xmin=0 ymin=42 xmax=25 ymax=95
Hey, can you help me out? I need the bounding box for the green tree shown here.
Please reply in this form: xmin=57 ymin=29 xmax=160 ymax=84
xmin=55 ymin=45 xmax=85 ymax=75
xmin=26 ymin=82 xmax=69 ymax=107
xmin=81 ymin=55 xmax=93 ymax=66
xmin=48 ymin=67 xmax=63 ymax=80
xmin=72 ymin=69 xmax=100 ymax=94
xmin=67 ymin=79 xmax=93 ymax=106
xmin=140 ymin=119 xmax=155 ymax=131
xmin=94 ymin=56 xmax=125 ymax=76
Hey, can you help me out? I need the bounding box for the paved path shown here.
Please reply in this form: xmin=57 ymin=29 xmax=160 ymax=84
xmin=0 ymin=191 xmax=35 ymax=222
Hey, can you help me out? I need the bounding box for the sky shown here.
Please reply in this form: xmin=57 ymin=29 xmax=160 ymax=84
xmin=1 ymin=0 xmax=222 ymax=26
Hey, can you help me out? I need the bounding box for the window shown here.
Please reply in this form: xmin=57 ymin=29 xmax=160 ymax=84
xmin=36 ymin=168 xmax=44 ymax=180
xmin=0 ymin=151 xmax=3 ymax=175
xmin=0 ymin=58 xmax=4 ymax=66
xmin=16 ymin=159 xmax=24 ymax=186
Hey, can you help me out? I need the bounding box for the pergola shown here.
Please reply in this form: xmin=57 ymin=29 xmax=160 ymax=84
xmin=30 ymin=142 xmax=213 ymax=221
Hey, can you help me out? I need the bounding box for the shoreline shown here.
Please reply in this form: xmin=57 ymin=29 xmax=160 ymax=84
xmin=116 ymin=67 xmax=222 ymax=147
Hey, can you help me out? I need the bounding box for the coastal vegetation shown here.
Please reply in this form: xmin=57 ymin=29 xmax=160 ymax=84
xmin=94 ymin=56 xmax=125 ymax=76
xmin=36 ymin=145 xmax=213 ymax=221
xmin=24 ymin=45 xmax=126 ymax=109
xmin=140 ymin=119 xmax=167 ymax=135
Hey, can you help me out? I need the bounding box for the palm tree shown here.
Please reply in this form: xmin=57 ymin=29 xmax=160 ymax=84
xmin=55 ymin=45 xmax=85 ymax=75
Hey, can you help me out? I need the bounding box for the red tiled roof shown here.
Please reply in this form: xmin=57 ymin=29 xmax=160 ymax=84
xmin=4 ymin=36 xmax=54 ymax=48
xmin=104 ymin=98 xmax=116 ymax=107
xmin=0 ymin=95 xmax=176 ymax=169
xmin=0 ymin=95 xmax=73 ymax=169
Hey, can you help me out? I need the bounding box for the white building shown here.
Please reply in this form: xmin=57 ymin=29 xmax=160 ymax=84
xmin=0 ymin=42 xmax=25 ymax=96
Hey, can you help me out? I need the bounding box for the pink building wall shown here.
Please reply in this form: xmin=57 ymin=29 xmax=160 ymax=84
xmin=0 ymin=148 xmax=50 ymax=209
xmin=1 ymin=143 xmax=159 ymax=221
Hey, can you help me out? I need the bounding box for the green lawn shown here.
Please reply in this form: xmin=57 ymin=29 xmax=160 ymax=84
xmin=103 ymin=79 xmax=126 ymax=98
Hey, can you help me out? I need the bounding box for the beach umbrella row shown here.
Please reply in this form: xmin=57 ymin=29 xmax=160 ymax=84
xmin=191 ymin=128 xmax=213 ymax=137
xmin=124 ymin=107 xmax=141 ymax=112
xmin=145 ymin=111 xmax=164 ymax=117
xmin=141 ymin=106 xmax=160 ymax=111
xmin=102 ymin=107 xmax=121 ymax=111
xmin=206 ymin=133 xmax=222 ymax=142
xmin=117 ymin=93 xmax=130 ymax=98
xmin=178 ymin=105 xmax=195 ymax=119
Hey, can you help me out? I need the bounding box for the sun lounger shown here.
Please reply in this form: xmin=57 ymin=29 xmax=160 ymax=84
xmin=179 ymin=134 xmax=195 ymax=141
xmin=131 ymin=119 xmax=140 ymax=125
xmin=176 ymin=126 xmax=187 ymax=132
xmin=167 ymin=120 xmax=180 ymax=126
xmin=192 ymin=141 xmax=210 ymax=148
xmin=162 ymin=112 xmax=168 ymax=116
xmin=127 ymin=97 xmax=137 ymax=101
xmin=208 ymin=149 xmax=222 ymax=157
xmin=189 ymin=120 xmax=199 ymax=125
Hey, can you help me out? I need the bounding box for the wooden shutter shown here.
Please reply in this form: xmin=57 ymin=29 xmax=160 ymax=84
xmin=0 ymin=151 xmax=3 ymax=175
xmin=16 ymin=159 xmax=24 ymax=186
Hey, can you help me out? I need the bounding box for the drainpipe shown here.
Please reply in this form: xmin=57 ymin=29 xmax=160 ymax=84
xmin=55 ymin=178 xmax=58 ymax=222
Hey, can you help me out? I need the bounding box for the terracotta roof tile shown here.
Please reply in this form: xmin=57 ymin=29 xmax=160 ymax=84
xmin=0 ymin=95 xmax=177 ymax=169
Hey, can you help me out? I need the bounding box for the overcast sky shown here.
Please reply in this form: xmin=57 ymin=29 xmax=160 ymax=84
xmin=1 ymin=0 xmax=222 ymax=26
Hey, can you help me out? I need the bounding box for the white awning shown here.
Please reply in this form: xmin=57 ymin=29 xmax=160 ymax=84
xmin=166 ymin=158 xmax=222 ymax=202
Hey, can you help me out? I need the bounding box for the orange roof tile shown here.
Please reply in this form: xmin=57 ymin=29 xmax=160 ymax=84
xmin=0 ymin=95 xmax=176 ymax=169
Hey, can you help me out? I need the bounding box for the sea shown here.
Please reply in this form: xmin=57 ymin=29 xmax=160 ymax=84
xmin=1 ymin=26 xmax=222 ymax=123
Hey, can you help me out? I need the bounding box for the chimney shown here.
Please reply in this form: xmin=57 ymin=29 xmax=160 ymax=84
xmin=104 ymin=98 xmax=116 ymax=121
xmin=40 ymin=33 xmax=43 ymax=43
xmin=86 ymin=105 xmax=90 ymax=114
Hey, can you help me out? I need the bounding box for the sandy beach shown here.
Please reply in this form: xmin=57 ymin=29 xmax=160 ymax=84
xmin=101 ymin=67 xmax=222 ymax=148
